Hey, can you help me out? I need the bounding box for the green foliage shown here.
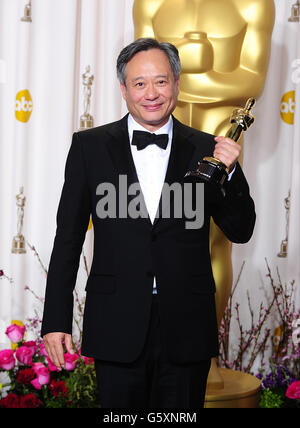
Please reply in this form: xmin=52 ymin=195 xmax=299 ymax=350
xmin=65 ymin=360 xmax=101 ymax=408
xmin=259 ymin=388 xmax=285 ymax=408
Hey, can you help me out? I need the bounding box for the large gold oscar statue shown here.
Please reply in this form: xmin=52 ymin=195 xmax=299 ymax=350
xmin=133 ymin=0 xmax=275 ymax=407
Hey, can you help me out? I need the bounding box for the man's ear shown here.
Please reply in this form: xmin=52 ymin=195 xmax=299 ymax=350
xmin=120 ymin=82 xmax=127 ymax=101
xmin=175 ymin=77 xmax=180 ymax=95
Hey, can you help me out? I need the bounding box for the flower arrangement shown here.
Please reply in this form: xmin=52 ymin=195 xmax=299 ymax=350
xmin=0 ymin=323 xmax=100 ymax=408
xmin=258 ymin=365 xmax=300 ymax=408
xmin=218 ymin=260 xmax=300 ymax=408
xmin=0 ymin=243 xmax=99 ymax=408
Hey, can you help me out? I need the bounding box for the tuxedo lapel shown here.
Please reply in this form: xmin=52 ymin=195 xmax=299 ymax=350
xmin=105 ymin=114 xmax=135 ymax=181
xmin=164 ymin=116 xmax=196 ymax=186
xmin=153 ymin=117 xmax=196 ymax=227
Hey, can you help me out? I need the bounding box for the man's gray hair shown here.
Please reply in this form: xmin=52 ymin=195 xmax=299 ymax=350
xmin=117 ymin=38 xmax=181 ymax=85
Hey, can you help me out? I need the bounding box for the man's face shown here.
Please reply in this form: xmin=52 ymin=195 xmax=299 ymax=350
xmin=120 ymin=49 xmax=180 ymax=132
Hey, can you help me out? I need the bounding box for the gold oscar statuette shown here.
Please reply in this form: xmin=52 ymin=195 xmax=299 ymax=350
xmin=277 ymin=191 xmax=291 ymax=258
xmin=12 ymin=187 xmax=26 ymax=254
xmin=289 ymin=0 xmax=300 ymax=22
xmin=80 ymin=65 xmax=94 ymax=130
xmin=21 ymin=0 xmax=32 ymax=23
xmin=185 ymin=98 xmax=256 ymax=196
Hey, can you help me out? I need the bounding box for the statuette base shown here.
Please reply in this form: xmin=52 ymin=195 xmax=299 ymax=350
xmin=12 ymin=235 xmax=26 ymax=254
xmin=205 ymin=368 xmax=261 ymax=408
xmin=80 ymin=116 xmax=94 ymax=131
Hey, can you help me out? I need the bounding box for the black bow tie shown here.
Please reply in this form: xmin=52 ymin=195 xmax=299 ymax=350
xmin=131 ymin=130 xmax=169 ymax=151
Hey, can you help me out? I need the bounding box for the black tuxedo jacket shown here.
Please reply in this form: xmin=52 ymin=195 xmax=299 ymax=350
xmin=41 ymin=114 xmax=255 ymax=364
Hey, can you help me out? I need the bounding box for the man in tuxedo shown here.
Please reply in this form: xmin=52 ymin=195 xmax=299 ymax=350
xmin=41 ymin=38 xmax=255 ymax=408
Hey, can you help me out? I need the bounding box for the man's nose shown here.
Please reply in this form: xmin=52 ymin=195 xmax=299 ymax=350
xmin=145 ymin=83 xmax=158 ymax=100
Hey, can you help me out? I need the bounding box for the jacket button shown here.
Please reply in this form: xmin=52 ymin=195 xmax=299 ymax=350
xmin=151 ymin=232 xmax=157 ymax=242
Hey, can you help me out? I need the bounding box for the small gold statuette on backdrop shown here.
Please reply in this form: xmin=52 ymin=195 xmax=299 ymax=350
xmin=185 ymin=98 xmax=256 ymax=197
xmin=21 ymin=0 xmax=32 ymax=23
xmin=289 ymin=0 xmax=300 ymax=22
xmin=12 ymin=187 xmax=26 ymax=254
xmin=79 ymin=65 xmax=94 ymax=130
xmin=277 ymin=191 xmax=291 ymax=258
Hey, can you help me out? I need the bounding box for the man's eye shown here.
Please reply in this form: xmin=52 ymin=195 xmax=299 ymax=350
xmin=136 ymin=82 xmax=144 ymax=87
xmin=158 ymin=80 xmax=166 ymax=85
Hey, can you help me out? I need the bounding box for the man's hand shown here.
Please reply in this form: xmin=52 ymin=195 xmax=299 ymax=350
xmin=214 ymin=136 xmax=241 ymax=173
xmin=43 ymin=332 xmax=75 ymax=370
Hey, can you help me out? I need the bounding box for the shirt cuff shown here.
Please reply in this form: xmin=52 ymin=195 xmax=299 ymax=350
xmin=227 ymin=165 xmax=236 ymax=181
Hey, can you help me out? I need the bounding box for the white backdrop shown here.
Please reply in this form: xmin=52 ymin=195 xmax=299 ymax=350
xmin=0 ymin=0 xmax=299 ymax=368
xmin=231 ymin=1 xmax=300 ymax=346
xmin=0 ymin=0 xmax=135 ymax=345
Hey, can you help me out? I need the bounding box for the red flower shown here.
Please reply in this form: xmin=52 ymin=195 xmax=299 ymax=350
xmin=17 ymin=368 xmax=36 ymax=385
xmin=286 ymin=381 xmax=300 ymax=400
xmin=0 ymin=393 xmax=20 ymax=408
xmin=20 ymin=393 xmax=41 ymax=408
xmin=82 ymin=355 xmax=94 ymax=365
xmin=49 ymin=379 xmax=68 ymax=398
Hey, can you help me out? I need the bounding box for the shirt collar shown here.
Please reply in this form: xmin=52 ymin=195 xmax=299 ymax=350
xmin=127 ymin=114 xmax=173 ymax=143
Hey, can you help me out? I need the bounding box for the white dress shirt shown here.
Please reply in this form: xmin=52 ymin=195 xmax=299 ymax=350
xmin=128 ymin=114 xmax=173 ymax=293
xmin=128 ymin=114 xmax=173 ymax=223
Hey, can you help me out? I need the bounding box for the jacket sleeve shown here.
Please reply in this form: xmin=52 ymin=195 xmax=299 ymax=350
xmin=210 ymin=162 xmax=256 ymax=244
xmin=41 ymin=132 xmax=91 ymax=337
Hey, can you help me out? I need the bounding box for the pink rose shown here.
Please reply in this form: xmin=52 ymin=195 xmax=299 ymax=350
xmin=5 ymin=324 xmax=26 ymax=343
xmin=16 ymin=346 xmax=34 ymax=365
xmin=46 ymin=356 xmax=60 ymax=372
xmin=31 ymin=362 xmax=44 ymax=372
xmin=23 ymin=341 xmax=37 ymax=355
xmin=39 ymin=342 xmax=48 ymax=357
xmin=0 ymin=349 xmax=15 ymax=370
xmin=286 ymin=381 xmax=300 ymax=400
xmin=31 ymin=363 xmax=50 ymax=390
xmin=64 ymin=352 xmax=79 ymax=371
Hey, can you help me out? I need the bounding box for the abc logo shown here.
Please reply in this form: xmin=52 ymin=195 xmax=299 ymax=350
xmin=15 ymin=89 xmax=33 ymax=123
xmin=280 ymin=91 xmax=295 ymax=125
